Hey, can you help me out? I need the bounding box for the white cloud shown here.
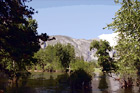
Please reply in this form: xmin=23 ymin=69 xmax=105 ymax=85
xmin=98 ymin=33 xmax=118 ymax=47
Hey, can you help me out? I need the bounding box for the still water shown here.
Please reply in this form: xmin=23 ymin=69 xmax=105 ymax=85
xmin=0 ymin=72 xmax=140 ymax=93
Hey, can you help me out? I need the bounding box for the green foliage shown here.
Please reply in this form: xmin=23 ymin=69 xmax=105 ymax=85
xmin=89 ymin=60 xmax=100 ymax=68
xmin=55 ymin=43 xmax=75 ymax=69
xmin=105 ymin=0 xmax=140 ymax=76
xmin=34 ymin=43 xmax=96 ymax=74
xmin=70 ymin=59 xmax=94 ymax=74
xmin=0 ymin=0 xmax=50 ymax=81
xmin=0 ymin=0 xmax=39 ymax=62
xmin=34 ymin=43 xmax=75 ymax=71
xmin=90 ymin=40 xmax=100 ymax=50
xmin=0 ymin=0 xmax=33 ymax=78
xmin=0 ymin=18 xmax=40 ymax=79
xmin=90 ymin=40 xmax=117 ymax=72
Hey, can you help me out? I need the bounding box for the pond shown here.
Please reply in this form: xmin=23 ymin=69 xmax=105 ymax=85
xmin=0 ymin=72 xmax=140 ymax=93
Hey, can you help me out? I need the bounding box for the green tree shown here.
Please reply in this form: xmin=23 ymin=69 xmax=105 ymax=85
xmin=70 ymin=57 xmax=94 ymax=74
xmin=0 ymin=18 xmax=40 ymax=79
xmin=104 ymin=0 xmax=140 ymax=87
xmin=34 ymin=49 xmax=46 ymax=71
xmin=105 ymin=0 xmax=140 ymax=76
xmin=54 ymin=43 xmax=75 ymax=70
xmin=90 ymin=40 xmax=117 ymax=72
xmin=34 ymin=43 xmax=75 ymax=72
xmin=34 ymin=45 xmax=61 ymax=72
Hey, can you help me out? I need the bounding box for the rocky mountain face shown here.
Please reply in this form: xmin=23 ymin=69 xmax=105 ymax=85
xmin=40 ymin=35 xmax=99 ymax=61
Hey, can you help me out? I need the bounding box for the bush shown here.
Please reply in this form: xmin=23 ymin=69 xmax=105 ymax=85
xmin=70 ymin=59 xmax=94 ymax=74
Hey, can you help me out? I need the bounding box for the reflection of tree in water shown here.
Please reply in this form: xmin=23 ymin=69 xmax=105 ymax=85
xmin=46 ymin=75 xmax=56 ymax=87
xmin=124 ymin=87 xmax=133 ymax=93
xmin=1 ymin=72 xmax=92 ymax=93
xmin=137 ymin=75 xmax=140 ymax=93
xmin=56 ymin=73 xmax=69 ymax=84
xmin=69 ymin=69 xmax=92 ymax=92
xmin=98 ymin=73 xmax=108 ymax=92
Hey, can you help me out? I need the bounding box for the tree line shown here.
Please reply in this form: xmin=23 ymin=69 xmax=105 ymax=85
xmin=31 ymin=43 xmax=95 ymax=74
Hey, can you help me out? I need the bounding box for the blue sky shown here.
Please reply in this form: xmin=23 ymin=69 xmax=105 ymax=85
xmin=27 ymin=0 xmax=121 ymax=40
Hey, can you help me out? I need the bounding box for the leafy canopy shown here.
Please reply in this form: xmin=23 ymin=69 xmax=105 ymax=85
xmin=90 ymin=40 xmax=117 ymax=72
xmin=105 ymin=0 xmax=140 ymax=76
xmin=34 ymin=43 xmax=76 ymax=71
xmin=0 ymin=0 xmax=49 ymax=78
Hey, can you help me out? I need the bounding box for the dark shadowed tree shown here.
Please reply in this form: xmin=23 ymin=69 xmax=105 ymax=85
xmin=90 ymin=40 xmax=117 ymax=72
xmin=0 ymin=0 xmax=51 ymax=83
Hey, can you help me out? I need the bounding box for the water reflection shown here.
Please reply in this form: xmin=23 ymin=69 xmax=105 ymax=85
xmin=69 ymin=69 xmax=92 ymax=93
xmin=1 ymin=72 xmax=140 ymax=93
xmin=98 ymin=73 xmax=108 ymax=93
xmin=123 ymin=87 xmax=133 ymax=93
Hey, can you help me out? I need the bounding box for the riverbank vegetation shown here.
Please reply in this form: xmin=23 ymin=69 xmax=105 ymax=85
xmin=30 ymin=43 xmax=95 ymax=74
xmin=27 ymin=43 xmax=95 ymax=90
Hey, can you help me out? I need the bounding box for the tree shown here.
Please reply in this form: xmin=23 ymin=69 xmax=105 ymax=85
xmin=34 ymin=45 xmax=60 ymax=72
xmin=54 ymin=43 xmax=75 ymax=71
xmin=70 ymin=58 xmax=94 ymax=74
xmin=0 ymin=0 xmax=50 ymax=83
xmin=105 ymin=0 xmax=140 ymax=75
xmin=90 ymin=40 xmax=117 ymax=72
xmin=34 ymin=43 xmax=75 ymax=72
xmin=104 ymin=0 xmax=140 ymax=87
